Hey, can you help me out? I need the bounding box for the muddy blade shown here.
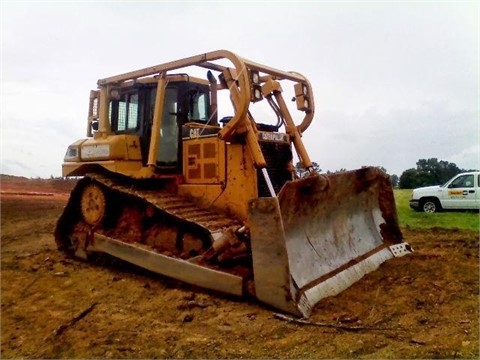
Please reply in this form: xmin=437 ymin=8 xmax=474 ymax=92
xmin=248 ymin=167 xmax=410 ymax=317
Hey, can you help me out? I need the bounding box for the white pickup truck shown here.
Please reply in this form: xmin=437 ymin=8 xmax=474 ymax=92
xmin=409 ymin=171 xmax=480 ymax=212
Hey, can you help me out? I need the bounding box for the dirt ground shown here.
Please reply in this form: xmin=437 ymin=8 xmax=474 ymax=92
xmin=1 ymin=175 xmax=478 ymax=359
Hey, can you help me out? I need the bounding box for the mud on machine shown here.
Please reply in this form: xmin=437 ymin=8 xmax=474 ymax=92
xmin=55 ymin=50 xmax=412 ymax=317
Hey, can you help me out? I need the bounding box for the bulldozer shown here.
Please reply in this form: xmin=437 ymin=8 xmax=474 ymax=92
xmin=55 ymin=50 xmax=411 ymax=318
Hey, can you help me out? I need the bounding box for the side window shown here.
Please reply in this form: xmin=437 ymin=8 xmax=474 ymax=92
xmin=109 ymin=92 xmax=139 ymax=132
xmin=118 ymin=98 xmax=127 ymax=131
xmin=128 ymin=93 xmax=139 ymax=129
xmin=451 ymin=175 xmax=474 ymax=188
xmin=188 ymin=90 xmax=208 ymax=122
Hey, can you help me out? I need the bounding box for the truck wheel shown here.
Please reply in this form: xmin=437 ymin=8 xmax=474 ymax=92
xmin=421 ymin=199 xmax=440 ymax=213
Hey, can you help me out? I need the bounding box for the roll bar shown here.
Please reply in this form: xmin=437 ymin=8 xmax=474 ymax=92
xmin=96 ymin=50 xmax=315 ymax=135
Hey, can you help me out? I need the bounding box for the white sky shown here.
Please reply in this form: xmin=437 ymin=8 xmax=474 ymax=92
xmin=1 ymin=1 xmax=479 ymax=178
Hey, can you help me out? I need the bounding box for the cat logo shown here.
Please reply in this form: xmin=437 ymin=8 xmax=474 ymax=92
xmin=189 ymin=128 xmax=200 ymax=139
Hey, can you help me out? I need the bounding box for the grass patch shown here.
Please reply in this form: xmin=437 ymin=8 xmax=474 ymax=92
xmin=394 ymin=189 xmax=479 ymax=232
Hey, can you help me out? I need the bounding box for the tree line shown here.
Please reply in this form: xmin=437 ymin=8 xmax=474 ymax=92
xmin=398 ymin=158 xmax=476 ymax=189
xmin=295 ymin=158 xmax=477 ymax=189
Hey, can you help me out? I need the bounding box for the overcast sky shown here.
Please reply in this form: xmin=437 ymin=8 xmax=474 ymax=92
xmin=1 ymin=1 xmax=478 ymax=178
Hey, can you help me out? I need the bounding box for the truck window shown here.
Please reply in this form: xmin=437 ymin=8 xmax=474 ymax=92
xmin=451 ymin=174 xmax=474 ymax=188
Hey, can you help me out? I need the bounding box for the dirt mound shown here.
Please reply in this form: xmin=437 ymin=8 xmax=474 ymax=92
xmin=0 ymin=174 xmax=77 ymax=199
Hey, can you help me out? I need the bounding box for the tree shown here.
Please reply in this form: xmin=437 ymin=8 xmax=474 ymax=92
xmin=416 ymin=158 xmax=462 ymax=184
xmin=399 ymin=168 xmax=419 ymax=189
xmin=399 ymin=158 xmax=464 ymax=189
xmin=390 ymin=174 xmax=399 ymax=188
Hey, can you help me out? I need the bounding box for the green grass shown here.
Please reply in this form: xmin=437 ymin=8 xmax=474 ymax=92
xmin=394 ymin=189 xmax=480 ymax=232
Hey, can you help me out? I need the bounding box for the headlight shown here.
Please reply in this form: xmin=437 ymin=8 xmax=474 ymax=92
xmin=250 ymin=70 xmax=260 ymax=85
xmin=64 ymin=146 xmax=80 ymax=162
xmin=294 ymin=83 xmax=311 ymax=111
xmin=250 ymin=71 xmax=263 ymax=102
xmin=302 ymin=84 xmax=308 ymax=96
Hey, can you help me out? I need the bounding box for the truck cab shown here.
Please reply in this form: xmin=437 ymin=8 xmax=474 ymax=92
xmin=409 ymin=172 xmax=480 ymax=212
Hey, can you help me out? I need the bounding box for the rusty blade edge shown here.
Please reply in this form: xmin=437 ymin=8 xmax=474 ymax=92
xmin=295 ymin=243 xmax=390 ymax=303
xmin=296 ymin=246 xmax=396 ymax=318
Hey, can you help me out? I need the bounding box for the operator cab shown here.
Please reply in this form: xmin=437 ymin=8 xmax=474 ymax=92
xmin=106 ymin=76 xmax=212 ymax=174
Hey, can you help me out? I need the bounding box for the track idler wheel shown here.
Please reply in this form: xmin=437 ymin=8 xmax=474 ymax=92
xmin=80 ymin=183 xmax=106 ymax=226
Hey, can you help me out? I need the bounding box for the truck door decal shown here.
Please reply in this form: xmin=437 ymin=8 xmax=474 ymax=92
xmin=448 ymin=190 xmax=464 ymax=197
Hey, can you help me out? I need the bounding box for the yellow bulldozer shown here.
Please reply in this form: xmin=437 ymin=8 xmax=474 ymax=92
xmin=55 ymin=50 xmax=411 ymax=317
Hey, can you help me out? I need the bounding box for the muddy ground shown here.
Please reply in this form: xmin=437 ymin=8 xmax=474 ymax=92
xmin=1 ymin=175 xmax=478 ymax=359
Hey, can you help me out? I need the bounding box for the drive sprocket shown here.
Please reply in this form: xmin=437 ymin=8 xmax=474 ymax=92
xmin=80 ymin=183 xmax=106 ymax=226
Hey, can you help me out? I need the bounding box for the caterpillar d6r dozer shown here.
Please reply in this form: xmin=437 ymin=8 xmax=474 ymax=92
xmin=55 ymin=50 xmax=411 ymax=317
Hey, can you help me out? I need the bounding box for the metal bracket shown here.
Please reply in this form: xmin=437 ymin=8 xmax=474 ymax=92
xmin=389 ymin=243 xmax=413 ymax=257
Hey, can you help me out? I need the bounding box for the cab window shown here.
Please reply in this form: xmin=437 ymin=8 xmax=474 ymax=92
xmin=109 ymin=92 xmax=140 ymax=132
xmin=188 ymin=91 xmax=208 ymax=122
xmin=451 ymin=174 xmax=474 ymax=188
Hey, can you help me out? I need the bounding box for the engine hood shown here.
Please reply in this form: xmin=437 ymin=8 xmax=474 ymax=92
xmin=414 ymin=185 xmax=441 ymax=192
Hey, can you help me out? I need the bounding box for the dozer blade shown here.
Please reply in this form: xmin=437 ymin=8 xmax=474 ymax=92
xmin=248 ymin=167 xmax=412 ymax=317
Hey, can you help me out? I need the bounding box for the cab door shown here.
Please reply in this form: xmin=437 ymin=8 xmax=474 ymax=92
xmin=443 ymin=174 xmax=477 ymax=209
xmin=150 ymin=81 xmax=211 ymax=174
xmin=156 ymin=87 xmax=179 ymax=168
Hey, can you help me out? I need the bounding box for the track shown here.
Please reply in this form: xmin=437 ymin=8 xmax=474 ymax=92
xmin=54 ymin=173 xmax=250 ymax=279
